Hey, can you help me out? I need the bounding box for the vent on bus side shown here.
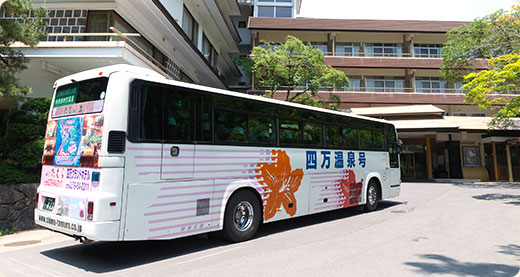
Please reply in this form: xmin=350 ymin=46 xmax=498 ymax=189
xmin=107 ymin=131 xmax=126 ymax=153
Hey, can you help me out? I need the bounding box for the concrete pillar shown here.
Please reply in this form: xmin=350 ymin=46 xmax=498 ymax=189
xmin=506 ymin=144 xmax=513 ymax=182
xmin=252 ymin=31 xmax=258 ymax=47
xmin=361 ymin=75 xmax=366 ymax=92
xmin=405 ymin=69 xmax=416 ymax=93
xmin=426 ymin=135 xmax=433 ymax=179
xmin=403 ymin=34 xmax=414 ymax=57
xmin=328 ymin=33 xmax=336 ymax=56
xmin=492 ymin=141 xmax=499 ymax=180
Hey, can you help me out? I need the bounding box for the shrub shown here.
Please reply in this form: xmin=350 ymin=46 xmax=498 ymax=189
xmin=0 ymin=98 xmax=50 ymax=184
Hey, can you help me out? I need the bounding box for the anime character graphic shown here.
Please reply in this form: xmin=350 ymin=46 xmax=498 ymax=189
xmin=54 ymin=117 xmax=83 ymax=166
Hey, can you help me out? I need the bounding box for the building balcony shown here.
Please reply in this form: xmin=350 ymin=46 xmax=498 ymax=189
xmin=252 ymin=86 xmax=519 ymax=106
xmin=12 ymin=30 xmax=180 ymax=97
xmin=324 ymin=56 xmax=489 ymax=70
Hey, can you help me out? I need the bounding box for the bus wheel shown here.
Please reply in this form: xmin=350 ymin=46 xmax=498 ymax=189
xmin=222 ymin=190 xmax=261 ymax=242
xmin=364 ymin=179 xmax=379 ymax=212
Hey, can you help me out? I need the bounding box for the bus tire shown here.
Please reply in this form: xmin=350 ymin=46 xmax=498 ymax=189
xmin=364 ymin=179 xmax=379 ymax=212
xmin=221 ymin=190 xmax=261 ymax=242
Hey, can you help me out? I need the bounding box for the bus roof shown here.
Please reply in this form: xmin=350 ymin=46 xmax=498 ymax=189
xmin=55 ymin=64 xmax=393 ymax=126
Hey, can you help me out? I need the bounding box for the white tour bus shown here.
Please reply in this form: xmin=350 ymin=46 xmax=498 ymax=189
xmin=35 ymin=65 xmax=400 ymax=243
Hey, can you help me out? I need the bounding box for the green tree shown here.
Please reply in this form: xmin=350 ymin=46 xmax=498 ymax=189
xmin=441 ymin=6 xmax=520 ymax=126
xmin=244 ymin=35 xmax=349 ymax=109
xmin=0 ymin=98 xmax=50 ymax=184
xmin=0 ymin=0 xmax=47 ymax=98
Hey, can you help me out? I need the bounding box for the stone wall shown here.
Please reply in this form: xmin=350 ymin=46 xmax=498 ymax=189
xmin=0 ymin=184 xmax=38 ymax=231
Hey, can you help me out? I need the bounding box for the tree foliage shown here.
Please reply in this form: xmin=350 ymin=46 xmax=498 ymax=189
xmin=0 ymin=98 xmax=50 ymax=184
xmin=441 ymin=6 xmax=520 ymax=126
xmin=0 ymin=0 xmax=47 ymax=98
xmin=243 ymin=35 xmax=349 ymax=109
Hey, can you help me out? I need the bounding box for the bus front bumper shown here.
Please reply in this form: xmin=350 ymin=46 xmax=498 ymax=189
xmin=34 ymin=209 xmax=120 ymax=241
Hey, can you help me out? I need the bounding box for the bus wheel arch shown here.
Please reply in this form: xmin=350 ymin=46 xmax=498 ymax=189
xmin=221 ymin=188 xmax=263 ymax=242
xmin=364 ymin=177 xmax=381 ymax=212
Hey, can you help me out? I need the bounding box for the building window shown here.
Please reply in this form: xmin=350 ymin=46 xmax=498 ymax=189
xmin=256 ymin=0 xmax=293 ymax=18
xmin=202 ymin=33 xmax=218 ymax=68
xmin=182 ymin=7 xmax=199 ymax=46
xmin=338 ymin=76 xmax=361 ymax=91
xmin=309 ymin=42 xmax=327 ymax=54
xmin=365 ymin=43 xmax=403 ymax=57
xmin=414 ymin=44 xmax=443 ymax=58
xmin=335 ymin=42 xmax=361 ymax=56
xmin=366 ymin=76 xmax=404 ymax=92
xmin=416 ymin=77 xmax=447 ymax=93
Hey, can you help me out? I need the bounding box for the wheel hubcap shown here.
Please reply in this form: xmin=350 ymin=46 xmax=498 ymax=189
xmin=368 ymin=186 xmax=377 ymax=206
xmin=233 ymin=201 xmax=254 ymax=231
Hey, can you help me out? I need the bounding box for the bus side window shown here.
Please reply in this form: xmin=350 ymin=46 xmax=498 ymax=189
xmin=325 ymin=125 xmax=343 ymax=148
xmin=343 ymin=127 xmax=358 ymax=149
xmin=164 ymin=89 xmax=194 ymax=141
xmin=249 ymin=115 xmax=275 ymax=144
xmin=196 ymin=94 xmax=213 ymax=142
xmin=215 ymin=111 xmax=247 ymax=142
xmin=140 ymin=85 xmax=163 ymax=141
xmin=279 ymin=119 xmax=301 ymax=145
xmin=303 ymin=122 xmax=323 ymax=146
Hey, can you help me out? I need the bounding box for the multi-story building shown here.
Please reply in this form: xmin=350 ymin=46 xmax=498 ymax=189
xmin=4 ymin=0 xmax=248 ymax=97
xmin=248 ymin=17 xmax=520 ymax=181
xmin=4 ymin=0 xmax=519 ymax=181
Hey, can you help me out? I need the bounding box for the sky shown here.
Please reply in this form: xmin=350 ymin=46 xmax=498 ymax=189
xmin=298 ymin=0 xmax=519 ymax=21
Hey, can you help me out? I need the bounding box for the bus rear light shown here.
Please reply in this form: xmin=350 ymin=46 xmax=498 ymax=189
xmin=36 ymin=192 xmax=39 ymax=204
xmin=87 ymin=201 xmax=94 ymax=220
xmin=42 ymin=155 xmax=54 ymax=165
xmin=80 ymin=156 xmax=98 ymax=167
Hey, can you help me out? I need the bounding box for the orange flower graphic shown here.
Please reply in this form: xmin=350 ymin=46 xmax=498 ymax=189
xmin=338 ymin=169 xmax=363 ymax=208
xmin=256 ymin=150 xmax=303 ymax=220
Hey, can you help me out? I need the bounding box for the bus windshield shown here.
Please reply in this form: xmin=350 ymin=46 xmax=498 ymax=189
xmin=52 ymin=77 xmax=108 ymax=118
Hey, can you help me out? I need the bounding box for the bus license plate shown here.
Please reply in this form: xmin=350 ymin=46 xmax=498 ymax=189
xmin=43 ymin=197 xmax=55 ymax=211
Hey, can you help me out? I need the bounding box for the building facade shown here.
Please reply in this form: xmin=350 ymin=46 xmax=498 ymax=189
xmin=2 ymin=0 xmax=249 ymax=97
xmin=247 ymin=17 xmax=520 ymax=181
xmin=3 ymin=1 xmax=519 ymax=181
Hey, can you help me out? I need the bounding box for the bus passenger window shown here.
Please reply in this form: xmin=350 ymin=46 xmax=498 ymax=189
xmin=343 ymin=127 xmax=358 ymax=149
xmin=303 ymin=123 xmax=323 ymax=146
xmin=140 ymin=86 xmax=163 ymax=141
xmin=373 ymin=128 xmax=385 ymax=150
xmin=325 ymin=125 xmax=343 ymax=148
xmin=197 ymin=95 xmax=213 ymax=142
xmin=279 ymin=120 xmax=301 ymax=144
xmin=215 ymin=111 xmax=247 ymax=142
xmin=164 ymin=90 xmax=194 ymax=141
xmin=249 ymin=116 xmax=275 ymax=144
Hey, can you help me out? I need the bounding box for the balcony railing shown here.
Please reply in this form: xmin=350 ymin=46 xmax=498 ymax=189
xmin=311 ymin=50 xmax=444 ymax=58
xmin=277 ymin=86 xmax=520 ymax=94
xmin=44 ymin=27 xmax=180 ymax=80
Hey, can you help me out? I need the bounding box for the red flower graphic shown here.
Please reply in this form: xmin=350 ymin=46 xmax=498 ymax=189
xmin=256 ymin=150 xmax=303 ymax=220
xmin=338 ymin=169 xmax=363 ymax=208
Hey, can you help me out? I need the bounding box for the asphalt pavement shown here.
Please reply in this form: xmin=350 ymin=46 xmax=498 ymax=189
xmin=0 ymin=182 xmax=519 ymax=276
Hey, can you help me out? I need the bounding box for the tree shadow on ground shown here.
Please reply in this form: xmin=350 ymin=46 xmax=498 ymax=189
xmin=405 ymin=254 xmax=519 ymax=277
xmin=498 ymin=244 xmax=520 ymax=261
xmin=41 ymin=200 xmax=402 ymax=274
xmin=472 ymin=193 xmax=520 ymax=206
